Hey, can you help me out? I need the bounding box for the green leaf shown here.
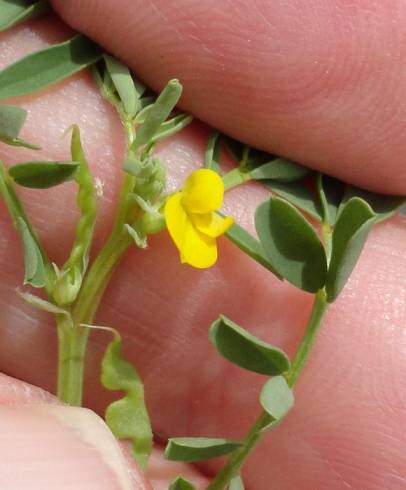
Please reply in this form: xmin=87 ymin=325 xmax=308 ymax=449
xmin=0 ymin=0 xmax=49 ymax=32
xmin=0 ymin=104 xmax=39 ymax=149
xmin=265 ymin=180 xmax=323 ymax=221
xmin=260 ymin=376 xmax=294 ymax=422
xmin=223 ymin=219 xmax=281 ymax=278
xmin=316 ymin=174 xmax=345 ymax=225
xmin=209 ymin=315 xmax=290 ymax=375
xmin=326 ymin=197 xmax=375 ymax=302
xmin=255 ymin=197 xmax=327 ymax=292
xmin=250 ymin=158 xmax=310 ymax=183
xmin=229 ymin=474 xmax=245 ymax=490
xmin=0 ymin=34 xmax=103 ymax=100
xmin=124 ymin=223 xmax=147 ymax=248
xmin=17 ymin=288 xmax=69 ymax=316
xmin=101 ymin=329 xmax=152 ymax=468
xmin=339 ymin=186 xmax=405 ymax=222
xmin=9 ymin=161 xmax=79 ymax=188
xmin=103 ymin=54 xmax=140 ymax=116
xmin=169 ymin=476 xmax=196 ymax=490
xmin=132 ymin=79 xmax=182 ymax=150
xmin=17 ymin=217 xmax=45 ymax=287
xmin=149 ymin=113 xmax=193 ymax=144
xmin=205 ymin=130 xmax=221 ymax=172
xmin=165 ymin=437 xmax=241 ymax=463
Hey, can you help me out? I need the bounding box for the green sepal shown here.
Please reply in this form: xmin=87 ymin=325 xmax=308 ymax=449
xmin=0 ymin=34 xmax=103 ymax=100
xmin=223 ymin=219 xmax=281 ymax=278
xmin=316 ymin=174 xmax=345 ymax=225
xmin=100 ymin=329 xmax=152 ymax=468
xmin=103 ymin=54 xmax=142 ymax=117
xmin=165 ymin=437 xmax=242 ymax=463
xmin=124 ymin=223 xmax=147 ymax=249
xmin=169 ymin=476 xmax=196 ymax=490
xmin=229 ymin=474 xmax=245 ymax=490
xmin=205 ymin=130 xmax=221 ymax=173
xmin=264 ymin=180 xmax=323 ymax=222
xmin=339 ymin=186 xmax=405 ymax=222
xmin=325 ymin=197 xmax=376 ymax=302
xmin=0 ymin=0 xmax=50 ymax=33
xmin=250 ymin=158 xmax=310 ymax=183
xmin=260 ymin=376 xmax=294 ymax=425
xmin=255 ymin=197 xmax=327 ymax=292
xmin=9 ymin=161 xmax=79 ymax=188
xmin=209 ymin=315 xmax=290 ymax=375
xmin=0 ymin=104 xmax=39 ymax=149
xmin=17 ymin=217 xmax=45 ymax=287
xmin=132 ymin=79 xmax=182 ymax=150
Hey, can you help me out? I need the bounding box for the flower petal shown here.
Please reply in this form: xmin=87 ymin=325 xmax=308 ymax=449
xmin=165 ymin=193 xmax=217 ymax=268
xmin=181 ymin=169 xmax=224 ymax=214
xmin=191 ymin=212 xmax=234 ymax=238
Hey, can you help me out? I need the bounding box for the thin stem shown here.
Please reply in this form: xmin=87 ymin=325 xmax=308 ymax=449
xmin=222 ymin=168 xmax=251 ymax=191
xmin=206 ymin=290 xmax=328 ymax=490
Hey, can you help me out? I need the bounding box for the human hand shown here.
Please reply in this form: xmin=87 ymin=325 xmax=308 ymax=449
xmin=0 ymin=2 xmax=405 ymax=488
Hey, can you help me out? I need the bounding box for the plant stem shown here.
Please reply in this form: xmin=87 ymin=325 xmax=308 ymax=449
xmin=222 ymin=168 xmax=251 ymax=190
xmin=206 ymin=289 xmax=328 ymax=489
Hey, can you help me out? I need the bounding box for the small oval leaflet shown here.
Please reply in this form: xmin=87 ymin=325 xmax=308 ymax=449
xmin=169 ymin=476 xmax=196 ymax=490
xmin=17 ymin=217 xmax=45 ymax=288
xmin=325 ymin=197 xmax=376 ymax=302
xmin=255 ymin=197 xmax=327 ymax=292
xmin=0 ymin=35 xmax=103 ymax=100
xmin=9 ymin=161 xmax=79 ymax=188
xmin=260 ymin=376 xmax=294 ymax=422
xmin=250 ymin=158 xmax=310 ymax=183
xmin=165 ymin=437 xmax=242 ymax=462
xmin=223 ymin=218 xmax=281 ymax=278
xmin=209 ymin=315 xmax=290 ymax=375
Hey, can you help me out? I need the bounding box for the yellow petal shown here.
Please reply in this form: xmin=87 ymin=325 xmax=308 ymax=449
xmin=181 ymin=168 xmax=224 ymax=214
xmin=165 ymin=193 xmax=218 ymax=268
xmin=191 ymin=212 xmax=234 ymax=238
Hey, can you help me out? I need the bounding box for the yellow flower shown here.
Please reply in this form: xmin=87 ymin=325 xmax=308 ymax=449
xmin=165 ymin=169 xmax=234 ymax=268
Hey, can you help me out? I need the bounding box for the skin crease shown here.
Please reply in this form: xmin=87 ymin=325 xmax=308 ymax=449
xmin=0 ymin=8 xmax=405 ymax=490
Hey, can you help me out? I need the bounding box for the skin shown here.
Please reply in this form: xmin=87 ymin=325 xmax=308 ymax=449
xmin=0 ymin=1 xmax=405 ymax=488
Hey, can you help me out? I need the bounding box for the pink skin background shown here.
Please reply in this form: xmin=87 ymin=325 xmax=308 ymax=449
xmin=0 ymin=1 xmax=406 ymax=488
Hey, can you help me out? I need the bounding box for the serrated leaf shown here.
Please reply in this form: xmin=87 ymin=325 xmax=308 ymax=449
xmin=265 ymin=180 xmax=323 ymax=221
xmin=103 ymin=54 xmax=140 ymax=116
xmin=17 ymin=217 xmax=45 ymax=287
xmin=17 ymin=289 xmax=69 ymax=316
xmin=0 ymin=0 xmax=49 ymax=32
xmin=149 ymin=113 xmax=193 ymax=144
xmin=132 ymin=79 xmax=182 ymax=150
xmin=255 ymin=197 xmax=327 ymax=292
xmin=209 ymin=315 xmax=290 ymax=375
xmin=205 ymin=130 xmax=221 ymax=172
xmin=316 ymin=174 xmax=345 ymax=225
xmin=260 ymin=376 xmax=294 ymax=422
xmin=250 ymin=158 xmax=310 ymax=183
xmin=169 ymin=476 xmax=196 ymax=490
xmin=9 ymin=161 xmax=79 ymax=188
xmin=223 ymin=219 xmax=281 ymax=278
xmin=229 ymin=474 xmax=245 ymax=490
xmin=0 ymin=34 xmax=102 ymax=100
xmin=165 ymin=437 xmax=241 ymax=462
xmin=101 ymin=330 xmax=152 ymax=468
xmin=339 ymin=186 xmax=405 ymax=222
xmin=326 ymin=197 xmax=375 ymax=302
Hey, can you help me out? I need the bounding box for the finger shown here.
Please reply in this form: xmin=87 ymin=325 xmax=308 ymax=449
xmin=50 ymin=0 xmax=406 ymax=194
xmin=0 ymin=376 xmax=150 ymax=490
xmin=1 ymin=19 xmax=405 ymax=490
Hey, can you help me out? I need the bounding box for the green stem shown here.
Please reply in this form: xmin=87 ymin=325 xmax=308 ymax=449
xmin=222 ymin=168 xmax=251 ymax=191
xmin=206 ymin=289 xmax=328 ymax=490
